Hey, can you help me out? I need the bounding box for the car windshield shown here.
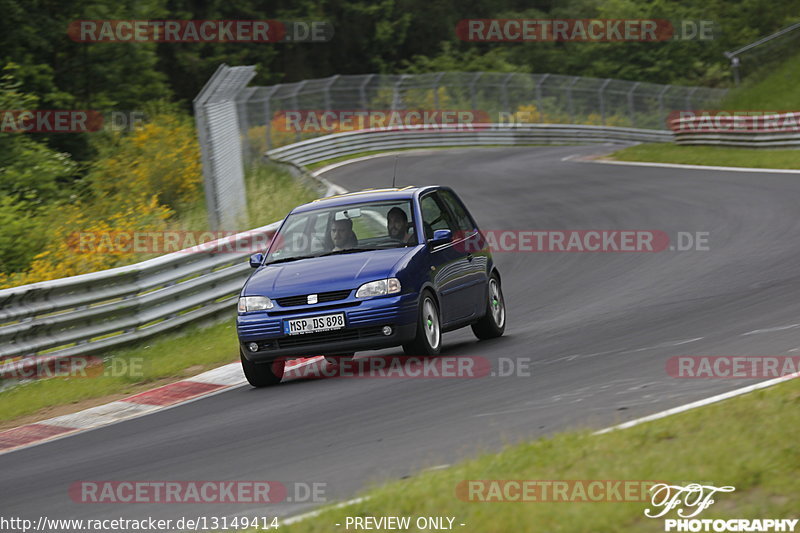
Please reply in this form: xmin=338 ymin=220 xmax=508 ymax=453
xmin=264 ymin=200 xmax=416 ymax=264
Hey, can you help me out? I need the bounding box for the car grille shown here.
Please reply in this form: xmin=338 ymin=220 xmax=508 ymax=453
xmin=267 ymin=302 xmax=360 ymax=317
xmin=275 ymin=289 xmax=352 ymax=307
xmin=259 ymin=326 xmax=386 ymax=350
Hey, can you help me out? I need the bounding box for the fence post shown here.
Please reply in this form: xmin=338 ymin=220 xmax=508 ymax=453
xmin=599 ymin=78 xmax=611 ymax=125
xmin=566 ymin=76 xmax=579 ymax=123
xmin=730 ymin=56 xmax=741 ymax=86
xmin=627 ymin=81 xmax=640 ymax=127
xmin=432 ymin=72 xmax=445 ymax=109
xmin=657 ymin=85 xmax=670 ymax=125
xmin=359 ymin=74 xmax=374 ymax=109
xmin=469 ymin=72 xmax=483 ymax=111
xmin=392 ymin=75 xmax=408 ymax=110
xmin=501 ymin=73 xmax=514 ymax=115
xmin=236 ymin=87 xmax=254 ymax=164
xmin=324 ymin=75 xmax=339 ymax=110
xmin=536 ymin=73 xmax=549 ymax=120
xmin=263 ymin=84 xmax=281 ymax=150
xmin=289 ymin=80 xmax=308 ymax=142
xmin=685 ymin=87 xmax=698 ymax=112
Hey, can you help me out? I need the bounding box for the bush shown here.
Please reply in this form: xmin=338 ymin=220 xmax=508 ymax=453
xmin=86 ymin=108 xmax=202 ymax=214
xmin=0 ymin=196 xmax=49 ymax=274
xmin=0 ymin=108 xmax=201 ymax=288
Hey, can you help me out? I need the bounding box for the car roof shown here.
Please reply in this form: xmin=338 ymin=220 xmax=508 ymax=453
xmin=291 ymin=185 xmax=440 ymax=213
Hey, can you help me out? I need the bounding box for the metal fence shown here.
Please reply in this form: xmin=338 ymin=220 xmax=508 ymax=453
xmin=724 ymin=22 xmax=800 ymax=85
xmin=235 ymin=72 xmax=727 ymax=159
xmin=194 ymin=64 xmax=256 ymax=230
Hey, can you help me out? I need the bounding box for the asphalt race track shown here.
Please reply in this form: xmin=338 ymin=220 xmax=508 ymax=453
xmin=5 ymin=145 xmax=800 ymax=526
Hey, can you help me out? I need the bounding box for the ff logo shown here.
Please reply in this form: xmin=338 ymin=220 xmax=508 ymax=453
xmin=645 ymin=483 xmax=735 ymax=518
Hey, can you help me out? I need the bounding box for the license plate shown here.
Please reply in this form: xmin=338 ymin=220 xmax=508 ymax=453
xmin=284 ymin=313 xmax=345 ymax=335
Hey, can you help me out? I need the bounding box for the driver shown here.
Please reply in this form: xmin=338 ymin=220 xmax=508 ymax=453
xmin=330 ymin=218 xmax=358 ymax=251
xmin=387 ymin=207 xmax=413 ymax=243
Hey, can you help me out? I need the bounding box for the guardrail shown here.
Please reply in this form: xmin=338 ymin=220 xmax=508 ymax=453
xmin=670 ymin=112 xmax=800 ymax=148
xmin=266 ymin=124 xmax=674 ymax=167
xmin=0 ymin=224 xmax=278 ymax=378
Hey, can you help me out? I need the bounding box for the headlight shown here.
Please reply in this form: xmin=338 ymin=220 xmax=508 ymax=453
xmin=355 ymin=278 xmax=401 ymax=298
xmin=238 ymin=296 xmax=273 ymax=312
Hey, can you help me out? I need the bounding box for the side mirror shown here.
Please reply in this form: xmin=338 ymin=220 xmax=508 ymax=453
xmin=429 ymin=229 xmax=452 ymax=247
xmin=249 ymin=253 xmax=264 ymax=268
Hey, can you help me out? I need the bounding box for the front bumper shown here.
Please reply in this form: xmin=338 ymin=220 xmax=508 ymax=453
xmin=237 ymin=293 xmax=419 ymax=362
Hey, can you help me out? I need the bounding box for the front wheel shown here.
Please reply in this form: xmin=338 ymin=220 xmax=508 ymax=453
xmin=403 ymin=291 xmax=442 ymax=356
xmin=471 ymin=273 xmax=506 ymax=340
xmin=241 ymin=350 xmax=285 ymax=387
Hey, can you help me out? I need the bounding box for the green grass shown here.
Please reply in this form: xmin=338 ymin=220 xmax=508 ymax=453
xmin=0 ymin=320 xmax=241 ymax=424
xmin=609 ymin=144 xmax=800 ymax=170
xmin=277 ymin=379 xmax=800 ymax=533
xmin=168 ymin=162 xmax=317 ymax=233
xmin=244 ymin=163 xmax=318 ymax=228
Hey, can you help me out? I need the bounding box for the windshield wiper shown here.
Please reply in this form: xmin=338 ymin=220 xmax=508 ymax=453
xmin=264 ymin=255 xmax=316 ymax=265
xmin=317 ymin=247 xmax=380 ymax=257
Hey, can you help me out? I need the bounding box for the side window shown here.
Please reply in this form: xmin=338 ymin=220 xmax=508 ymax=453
xmin=420 ymin=194 xmax=456 ymax=240
xmin=438 ymin=190 xmax=474 ymax=232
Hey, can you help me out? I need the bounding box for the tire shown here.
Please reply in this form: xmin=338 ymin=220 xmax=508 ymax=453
xmin=324 ymin=353 xmax=355 ymax=365
xmin=240 ymin=350 xmax=285 ymax=387
xmin=403 ymin=291 xmax=442 ymax=356
xmin=471 ymin=273 xmax=506 ymax=340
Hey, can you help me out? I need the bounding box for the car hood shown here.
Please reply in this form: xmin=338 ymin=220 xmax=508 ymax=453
xmin=244 ymin=247 xmax=416 ymax=297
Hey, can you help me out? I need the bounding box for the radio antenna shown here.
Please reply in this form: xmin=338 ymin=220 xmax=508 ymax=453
xmin=392 ymin=154 xmax=399 ymax=188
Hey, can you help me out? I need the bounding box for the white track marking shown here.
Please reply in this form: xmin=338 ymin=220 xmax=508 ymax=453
xmin=594 ymin=372 xmax=799 ymax=434
xmin=572 ymin=157 xmax=800 ymax=174
xmin=621 ymin=337 xmax=705 ymax=354
xmin=423 ymin=464 xmax=451 ymax=472
xmin=741 ymin=324 xmax=800 ymax=336
xmin=283 ymin=497 xmax=368 ymax=526
xmin=44 ymin=402 xmax=160 ymax=429
xmin=186 ymin=362 xmax=246 ymax=385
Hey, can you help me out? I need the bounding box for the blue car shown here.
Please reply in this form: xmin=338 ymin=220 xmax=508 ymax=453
xmin=237 ymin=185 xmax=506 ymax=386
